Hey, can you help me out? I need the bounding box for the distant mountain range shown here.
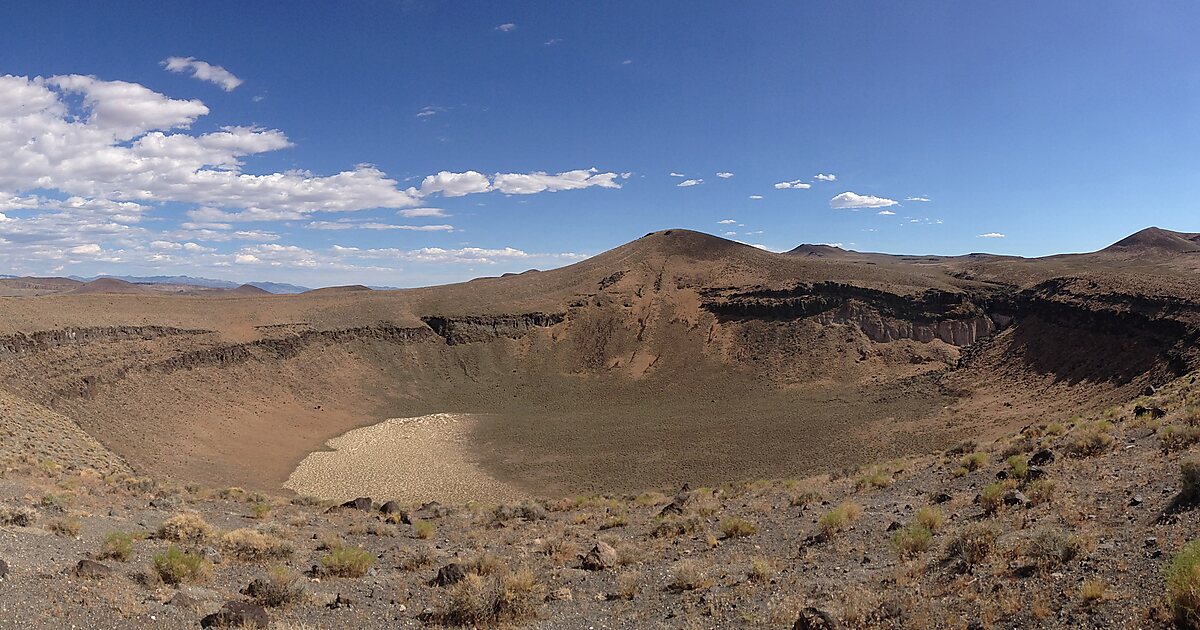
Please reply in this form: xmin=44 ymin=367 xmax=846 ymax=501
xmin=65 ymin=275 xmax=312 ymax=294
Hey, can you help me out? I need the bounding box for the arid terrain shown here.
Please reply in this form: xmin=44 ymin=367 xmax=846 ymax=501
xmin=1 ymin=227 xmax=1200 ymax=628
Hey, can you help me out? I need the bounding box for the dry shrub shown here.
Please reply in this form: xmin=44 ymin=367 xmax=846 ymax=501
xmin=156 ymin=513 xmax=214 ymax=543
xmin=152 ymin=547 xmax=211 ymax=585
xmin=1027 ymin=479 xmax=1057 ymax=506
xmin=748 ymin=557 xmax=775 ymax=583
xmin=0 ymin=504 xmax=38 ymax=527
xmin=442 ymin=567 xmax=543 ymax=626
xmin=652 ymin=517 xmax=700 ymax=538
xmin=319 ymin=546 xmax=374 ymax=577
xmin=1065 ymin=423 xmax=1115 ymax=457
xmin=1167 ymin=539 xmax=1200 ymax=628
xmin=47 ymin=517 xmax=82 ymax=538
xmin=947 ymin=524 xmax=999 ymax=570
xmin=668 ymin=559 xmax=712 ymax=591
xmin=818 ymin=502 xmax=862 ymax=537
xmin=979 ymin=482 xmax=1006 ymax=515
xmin=398 ymin=547 xmax=440 ymax=571
xmin=221 ymin=528 xmax=295 ymax=562
xmin=1183 ymin=458 xmax=1200 ymax=502
xmin=246 ymin=566 xmax=306 ymax=608
xmin=1023 ymin=529 xmax=1082 ymax=572
xmin=892 ymin=524 xmax=933 ymax=558
xmin=916 ymin=506 xmax=945 ymax=531
xmin=540 ymin=536 xmax=581 ymax=564
xmin=412 ymin=519 xmax=435 ymax=539
xmin=1080 ymin=579 xmax=1106 ymax=605
xmin=1161 ymin=426 xmax=1200 ymax=453
xmin=614 ymin=570 xmax=640 ymax=600
xmin=98 ymin=531 xmax=136 ymax=561
xmin=959 ymin=452 xmax=989 ymax=472
xmin=719 ymin=516 xmax=758 ymax=539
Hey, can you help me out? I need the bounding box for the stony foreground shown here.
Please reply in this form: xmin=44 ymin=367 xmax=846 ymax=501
xmin=1 ymin=372 xmax=1200 ymax=629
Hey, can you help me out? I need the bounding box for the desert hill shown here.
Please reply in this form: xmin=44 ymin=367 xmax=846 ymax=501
xmin=0 ymin=227 xmax=1198 ymax=498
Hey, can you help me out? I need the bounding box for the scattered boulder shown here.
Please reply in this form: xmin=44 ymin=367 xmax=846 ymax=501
xmin=1134 ymin=405 xmax=1166 ymax=420
xmin=1003 ymin=490 xmax=1030 ymax=507
xmin=432 ymin=563 xmax=468 ymax=587
xmin=794 ymin=606 xmax=839 ymax=629
xmin=1025 ymin=465 xmax=1047 ymax=480
xmin=886 ymin=521 xmax=902 ymax=532
xmin=580 ymin=541 xmax=618 ymax=571
xmin=932 ymin=493 xmax=953 ymax=504
xmin=0 ymin=558 xmax=9 ymax=581
xmin=339 ymin=497 xmax=373 ymax=512
xmin=413 ymin=501 xmax=449 ymax=519
xmin=72 ymin=559 xmax=113 ymax=579
xmin=1029 ymin=449 xmax=1055 ymax=466
xmin=199 ymin=546 xmax=222 ymax=565
xmin=200 ymin=601 xmax=269 ymax=628
xmin=326 ymin=593 xmax=352 ymax=609
xmin=379 ymin=501 xmax=405 ymax=516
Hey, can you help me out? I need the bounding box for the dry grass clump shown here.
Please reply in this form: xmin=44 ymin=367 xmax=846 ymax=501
xmin=1026 ymin=479 xmax=1057 ymax=506
xmin=719 ymin=516 xmax=758 ymax=539
xmin=540 ymin=536 xmax=581 ymax=564
xmin=614 ymin=571 xmax=640 ymax=600
xmin=668 ymin=559 xmax=712 ymax=591
xmin=1183 ymin=457 xmax=1200 ymax=502
xmin=0 ymin=504 xmax=38 ymax=527
xmin=221 ymin=528 xmax=295 ymax=562
xmin=915 ymin=506 xmax=945 ymax=531
xmin=748 ymin=558 xmax=775 ymax=583
xmin=1166 ymin=540 xmax=1200 ymax=628
xmin=599 ymin=513 xmax=628 ymax=530
xmin=1065 ymin=421 xmax=1115 ymax=457
xmin=959 ymin=452 xmax=989 ymax=472
xmin=412 ymin=518 xmax=436 ymax=540
xmin=979 ymin=482 xmax=1006 ymax=515
xmin=246 ymin=566 xmax=306 ymax=608
xmin=652 ymin=516 xmax=701 ymax=538
xmin=818 ymin=502 xmax=862 ymax=537
xmin=1006 ymin=454 xmax=1029 ymax=479
xmin=855 ymin=468 xmax=893 ymax=490
xmin=250 ymin=502 xmax=272 ymax=519
xmin=398 ymin=547 xmax=440 ymax=572
xmin=1080 ymin=579 xmax=1107 ymax=605
xmin=97 ymin=531 xmax=138 ymax=561
xmin=892 ymin=524 xmax=933 ymax=558
xmin=319 ymin=546 xmax=375 ymax=578
xmin=442 ymin=567 xmax=543 ymax=626
xmin=47 ymin=516 xmax=82 ymax=538
xmin=1023 ymin=529 xmax=1082 ymax=572
xmin=1163 ymin=425 xmax=1200 ymax=453
xmin=156 ymin=513 xmax=214 ymax=543
xmin=152 ymin=547 xmax=211 ymax=585
xmin=946 ymin=524 xmax=999 ymax=571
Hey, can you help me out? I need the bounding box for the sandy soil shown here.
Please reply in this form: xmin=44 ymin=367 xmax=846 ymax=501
xmin=283 ymin=413 xmax=527 ymax=504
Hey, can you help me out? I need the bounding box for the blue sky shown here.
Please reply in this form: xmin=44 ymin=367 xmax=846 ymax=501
xmin=1 ymin=2 xmax=1198 ymax=286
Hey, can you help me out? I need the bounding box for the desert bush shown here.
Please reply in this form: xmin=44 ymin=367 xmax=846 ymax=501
xmin=156 ymin=513 xmax=214 ymax=543
xmin=442 ymin=567 xmax=543 ymax=626
xmin=944 ymin=440 xmax=977 ymax=457
xmin=221 ymin=528 xmax=294 ymax=561
xmin=652 ymin=517 xmax=701 ymax=538
xmin=1023 ymin=530 xmax=1082 ymax=572
xmin=1162 ymin=426 xmax=1200 ymax=454
xmin=818 ymin=502 xmax=862 ymax=537
xmin=720 ymin=516 xmax=758 ymax=539
xmin=615 ymin=571 xmax=640 ymax=600
xmin=412 ymin=519 xmax=435 ymax=540
xmin=855 ymin=469 xmax=893 ymax=490
xmin=960 ymin=452 xmax=988 ymax=472
xmin=1183 ymin=457 xmax=1200 ymax=502
xmin=540 ymin=536 xmax=581 ymax=564
xmin=946 ymin=524 xmax=999 ymax=570
xmin=1044 ymin=422 xmax=1067 ymax=436
xmin=979 ymin=482 xmax=1006 ymax=515
xmin=469 ymin=552 xmax=505 ymax=577
xmin=1065 ymin=423 xmax=1115 ymax=457
xmin=668 ymin=559 xmax=711 ymax=591
xmin=1007 ymin=454 xmax=1029 ymax=479
xmin=0 ymin=504 xmax=38 ymax=527
xmin=1166 ymin=539 xmax=1200 ymax=628
xmin=599 ymin=513 xmax=628 ymax=530
xmin=320 ymin=546 xmax=374 ymax=577
xmin=1080 ymin=579 xmax=1106 ymax=605
xmin=1027 ymin=479 xmax=1057 ymax=506
xmin=152 ymin=547 xmax=211 ymax=585
xmin=250 ymin=502 xmax=272 ymax=519
xmin=47 ymin=517 xmax=82 ymax=538
xmin=247 ymin=566 xmax=306 ymax=608
xmin=634 ymin=491 xmax=668 ymax=506
xmin=98 ymin=531 xmax=136 ymax=561
xmin=916 ymin=506 xmax=945 ymax=531
xmin=290 ymin=494 xmax=324 ymax=507
xmin=892 ymin=524 xmax=933 ymax=558
xmin=748 ymin=557 xmax=775 ymax=583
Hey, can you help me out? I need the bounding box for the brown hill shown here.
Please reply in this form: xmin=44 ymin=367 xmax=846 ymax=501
xmin=67 ymin=277 xmax=150 ymax=295
xmin=227 ymin=283 xmax=272 ymax=296
xmin=0 ymin=276 xmax=83 ymax=296
xmin=1101 ymin=226 xmax=1200 ymax=255
xmin=0 ymin=227 xmax=1198 ymax=500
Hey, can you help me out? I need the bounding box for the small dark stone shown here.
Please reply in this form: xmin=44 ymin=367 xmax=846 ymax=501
xmin=379 ymin=501 xmax=404 ymax=515
xmin=995 ymin=470 xmax=1008 ymax=480
xmin=200 ymin=601 xmax=269 ymax=628
xmin=1025 ymin=466 xmax=1047 ymax=480
xmin=1003 ymin=490 xmax=1030 ymax=507
xmin=339 ymin=497 xmax=372 ymax=511
xmin=432 ymin=563 xmax=468 ymax=587
xmin=0 ymin=558 xmax=9 ymax=581
xmin=72 ymin=559 xmax=113 ymax=579
xmin=581 ymin=541 xmax=618 ymax=571
xmin=1129 ymin=496 xmax=1145 ymax=507
xmin=326 ymin=593 xmax=352 ymax=609
xmin=886 ymin=521 xmax=902 ymax=532
xmin=932 ymin=493 xmax=953 ymax=504
xmin=1029 ymin=449 xmax=1055 ymax=466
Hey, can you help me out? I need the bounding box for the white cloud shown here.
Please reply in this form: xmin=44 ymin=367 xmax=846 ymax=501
xmin=814 ymin=173 xmax=836 ymax=181
xmin=418 ymin=171 xmax=491 ymax=197
xmin=677 ymin=179 xmax=703 ymax=187
xmin=307 ymin=220 xmax=454 ymax=231
xmin=829 ymin=192 xmax=898 ymax=209
xmin=496 ymin=23 xmax=516 ymax=32
xmin=544 ymin=38 xmax=563 ymax=46
xmin=415 ymin=105 xmax=444 ymax=119
xmin=161 ymin=57 xmax=243 ymax=91
xmin=398 ymin=207 xmax=447 ymax=218
xmin=69 ymin=243 xmax=101 ymax=254
xmin=669 ymin=172 xmax=686 ymax=177
xmin=748 ymin=194 xmax=763 ymax=200
xmin=977 ymin=232 xmax=1005 ymax=238
xmin=774 ymin=179 xmax=811 ymax=190
xmin=716 ymin=172 xmax=734 ymax=179
xmin=621 ymin=59 xmax=633 ymax=65
xmin=877 ymin=210 xmax=896 ymax=216
xmin=492 ymin=168 xmax=622 ymax=194
xmin=717 ymin=219 xmax=737 ymax=224
xmin=906 ymin=196 xmax=931 ymax=202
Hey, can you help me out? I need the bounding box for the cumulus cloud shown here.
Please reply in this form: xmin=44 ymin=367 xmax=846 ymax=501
xmin=669 ymin=172 xmax=686 ymax=177
xmin=161 ymin=57 xmax=243 ymax=91
xmin=676 ymin=179 xmax=703 ymax=187
xmin=717 ymin=219 xmax=737 ymax=224
xmin=906 ymin=196 xmax=931 ymax=202
xmin=977 ymin=232 xmax=1005 ymax=238
xmin=495 ymin=23 xmax=516 ymax=32
xmin=814 ymin=173 xmax=836 ymax=181
xmin=829 ymin=192 xmax=898 ymax=209
xmin=307 ymin=220 xmax=454 ymax=231
xmin=418 ymin=171 xmax=492 ymax=197
xmin=774 ymin=179 xmax=811 ymax=189
xmin=492 ymin=168 xmax=623 ymax=195
xmin=716 ymin=172 xmax=733 ymax=179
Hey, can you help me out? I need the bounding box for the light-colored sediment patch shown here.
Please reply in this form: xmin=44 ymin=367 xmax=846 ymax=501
xmin=283 ymin=413 xmax=527 ymax=504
